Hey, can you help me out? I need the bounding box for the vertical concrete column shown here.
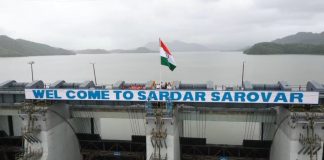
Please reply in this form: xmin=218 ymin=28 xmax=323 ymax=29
xmin=20 ymin=104 xmax=81 ymax=160
xmin=146 ymin=109 xmax=181 ymax=160
xmin=270 ymin=107 xmax=324 ymax=160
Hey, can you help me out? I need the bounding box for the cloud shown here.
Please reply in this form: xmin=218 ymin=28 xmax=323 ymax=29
xmin=0 ymin=0 xmax=323 ymax=50
xmin=254 ymin=0 xmax=324 ymax=13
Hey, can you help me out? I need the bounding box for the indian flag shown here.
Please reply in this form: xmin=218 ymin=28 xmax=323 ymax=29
xmin=160 ymin=39 xmax=176 ymax=71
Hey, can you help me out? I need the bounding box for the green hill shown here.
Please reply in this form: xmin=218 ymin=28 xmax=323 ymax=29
xmin=273 ymin=32 xmax=324 ymax=45
xmin=244 ymin=42 xmax=324 ymax=55
xmin=0 ymin=35 xmax=75 ymax=57
xmin=245 ymin=32 xmax=324 ymax=55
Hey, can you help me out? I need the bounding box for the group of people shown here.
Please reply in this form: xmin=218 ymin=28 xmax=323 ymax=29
xmin=155 ymin=81 xmax=173 ymax=89
xmin=128 ymin=84 xmax=145 ymax=90
xmin=122 ymin=81 xmax=173 ymax=90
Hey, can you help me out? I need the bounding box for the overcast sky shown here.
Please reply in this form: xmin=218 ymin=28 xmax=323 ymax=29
xmin=0 ymin=0 xmax=324 ymax=50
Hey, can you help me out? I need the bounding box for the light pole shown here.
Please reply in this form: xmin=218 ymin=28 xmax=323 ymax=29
xmin=90 ymin=62 xmax=97 ymax=135
xmin=28 ymin=61 xmax=35 ymax=81
xmin=241 ymin=61 xmax=245 ymax=88
xmin=90 ymin=62 xmax=97 ymax=85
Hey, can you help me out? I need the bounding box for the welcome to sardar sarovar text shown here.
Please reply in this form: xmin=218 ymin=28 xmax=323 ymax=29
xmin=25 ymin=89 xmax=316 ymax=104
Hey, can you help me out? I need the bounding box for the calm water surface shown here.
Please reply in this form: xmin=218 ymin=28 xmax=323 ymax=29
xmin=1 ymin=51 xmax=323 ymax=85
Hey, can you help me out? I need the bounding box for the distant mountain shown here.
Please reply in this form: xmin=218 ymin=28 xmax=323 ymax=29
xmin=145 ymin=40 xmax=211 ymax=52
xmin=76 ymin=49 xmax=110 ymax=54
xmin=273 ymin=32 xmax=324 ymax=45
xmin=77 ymin=40 xmax=211 ymax=55
xmin=77 ymin=47 xmax=156 ymax=54
xmin=0 ymin=35 xmax=75 ymax=57
xmin=244 ymin=31 xmax=324 ymax=55
xmin=109 ymin=47 xmax=156 ymax=53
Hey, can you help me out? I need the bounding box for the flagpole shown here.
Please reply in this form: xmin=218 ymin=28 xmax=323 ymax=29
xmin=160 ymin=65 xmax=162 ymax=89
xmin=160 ymin=60 xmax=162 ymax=109
xmin=159 ymin=38 xmax=162 ymax=109
xmin=159 ymin=38 xmax=162 ymax=90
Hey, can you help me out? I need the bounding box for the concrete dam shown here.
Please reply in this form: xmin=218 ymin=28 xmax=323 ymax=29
xmin=0 ymin=79 xmax=324 ymax=160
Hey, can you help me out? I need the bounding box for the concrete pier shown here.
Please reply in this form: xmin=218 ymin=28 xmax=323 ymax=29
xmin=145 ymin=104 xmax=180 ymax=160
xmin=270 ymin=107 xmax=324 ymax=160
xmin=18 ymin=104 xmax=81 ymax=160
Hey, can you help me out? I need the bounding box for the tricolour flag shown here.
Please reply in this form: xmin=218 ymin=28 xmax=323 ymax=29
xmin=160 ymin=39 xmax=176 ymax=71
